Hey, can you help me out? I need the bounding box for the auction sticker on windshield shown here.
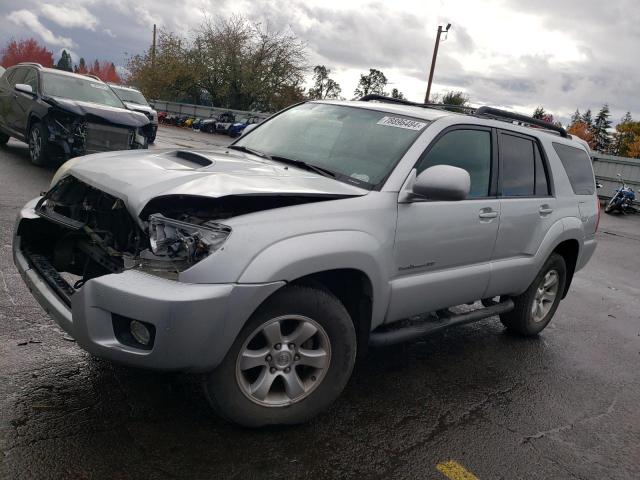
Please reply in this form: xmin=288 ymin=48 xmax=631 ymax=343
xmin=377 ymin=116 xmax=427 ymax=130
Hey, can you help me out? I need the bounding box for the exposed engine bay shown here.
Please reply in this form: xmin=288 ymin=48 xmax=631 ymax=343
xmin=45 ymin=109 xmax=149 ymax=158
xmin=18 ymin=176 xmax=338 ymax=302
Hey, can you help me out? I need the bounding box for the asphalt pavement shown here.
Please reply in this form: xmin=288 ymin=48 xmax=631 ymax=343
xmin=1 ymin=126 xmax=639 ymax=480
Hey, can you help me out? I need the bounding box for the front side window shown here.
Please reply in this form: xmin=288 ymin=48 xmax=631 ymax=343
xmin=22 ymin=69 xmax=38 ymax=91
xmin=235 ymin=103 xmax=429 ymax=188
xmin=8 ymin=67 xmax=26 ymax=86
xmin=41 ymin=72 xmax=124 ymax=108
xmin=417 ymin=129 xmax=492 ymax=198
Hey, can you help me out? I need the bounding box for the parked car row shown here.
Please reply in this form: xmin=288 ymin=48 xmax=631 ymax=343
xmin=158 ymin=110 xmax=263 ymax=137
xmin=0 ymin=62 xmax=158 ymax=165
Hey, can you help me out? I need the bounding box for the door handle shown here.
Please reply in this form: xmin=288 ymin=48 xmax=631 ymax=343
xmin=479 ymin=210 xmax=498 ymax=219
xmin=539 ymin=205 xmax=554 ymax=215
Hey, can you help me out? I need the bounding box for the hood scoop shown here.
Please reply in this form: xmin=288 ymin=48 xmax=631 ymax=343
xmin=171 ymin=150 xmax=214 ymax=168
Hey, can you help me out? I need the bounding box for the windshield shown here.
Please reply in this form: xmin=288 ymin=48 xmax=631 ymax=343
xmin=111 ymin=86 xmax=149 ymax=106
xmin=42 ymin=73 xmax=124 ymax=108
xmin=234 ymin=103 xmax=429 ymax=188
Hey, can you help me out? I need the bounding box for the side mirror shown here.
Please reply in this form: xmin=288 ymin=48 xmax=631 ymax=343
xmin=15 ymin=83 xmax=34 ymax=95
xmin=241 ymin=124 xmax=258 ymax=136
xmin=413 ymin=165 xmax=470 ymax=201
xmin=596 ymin=182 xmax=603 ymax=189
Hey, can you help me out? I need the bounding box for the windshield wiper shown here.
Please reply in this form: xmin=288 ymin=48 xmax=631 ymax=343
xmin=228 ymin=145 xmax=336 ymax=178
xmin=268 ymin=155 xmax=336 ymax=178
xmin=227 ymin=144 xmax=271 ymax=160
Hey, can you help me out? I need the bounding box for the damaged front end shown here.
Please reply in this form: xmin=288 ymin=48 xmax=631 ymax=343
xmin=17 ymin=176 xmax=232 ymax=305
xmin=44 ymin=108 xmax=149 ymax=159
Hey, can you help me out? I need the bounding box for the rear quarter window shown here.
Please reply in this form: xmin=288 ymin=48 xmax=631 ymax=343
xmin=552 ymin=143 xmax=595 ymax=195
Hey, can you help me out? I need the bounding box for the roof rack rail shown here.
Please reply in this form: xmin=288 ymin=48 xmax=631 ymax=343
xmin=359 ymin=94 xmax=567 ymax=138
xmin=18 ymin=62 xmax=43 ymax=68
xmin=359 ymin=94 xmax=475 ymax=115
xmin=83 ymin=74 xmax=102 ymax=81
xmin=475 ymin=106 xmax=567 ymax=138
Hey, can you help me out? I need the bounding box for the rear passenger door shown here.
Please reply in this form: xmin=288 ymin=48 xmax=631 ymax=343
xmin=485 ymin=130 xmax=558 ymax=296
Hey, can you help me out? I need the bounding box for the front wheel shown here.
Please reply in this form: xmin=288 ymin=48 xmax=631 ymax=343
xmin=604 ymin=196 xmax=618 ymax=214
xmin=28 ymin=122 xmax=52 ymax=166
xmin=204 ymin=285 xmax=357 ymax=427
xmin=500 ymin=253 xmax=566 ymax=336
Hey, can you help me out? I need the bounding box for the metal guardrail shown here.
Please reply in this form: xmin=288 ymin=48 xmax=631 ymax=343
xmin=592 ymin=152 xmax=640 ymax=205
xmin=150 ymin=100 xmax=272 ymax=121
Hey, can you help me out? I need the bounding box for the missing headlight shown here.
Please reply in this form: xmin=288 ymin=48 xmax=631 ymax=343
xmin=139 ymin=214 xmax=231 ymax=276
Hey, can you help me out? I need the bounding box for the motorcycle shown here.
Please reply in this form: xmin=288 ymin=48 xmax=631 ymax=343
xmin=604 ymin=174 xmax=636 ymax=214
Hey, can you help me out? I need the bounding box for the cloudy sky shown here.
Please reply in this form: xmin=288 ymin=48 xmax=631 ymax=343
xmin=1 ymin=0 xmax=638 ymax=124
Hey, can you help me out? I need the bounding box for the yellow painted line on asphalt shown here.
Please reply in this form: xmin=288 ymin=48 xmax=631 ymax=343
xmin=436 ymin=460 xmax=479 ymax=480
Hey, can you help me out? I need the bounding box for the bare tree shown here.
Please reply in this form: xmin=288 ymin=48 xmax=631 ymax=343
xmin=308 ymin=65 xmax=342 ymax=100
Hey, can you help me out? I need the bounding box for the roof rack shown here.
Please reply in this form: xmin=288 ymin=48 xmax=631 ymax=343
xmin=475 ymin=106 xmax=567 ymax=138
xmin=359 ymin=94 xmax=567 ymax=138
xmin=83 ymin=74 xmax=102 ymax=81
xmin=18 ymin=62 xmax=43 ymax=68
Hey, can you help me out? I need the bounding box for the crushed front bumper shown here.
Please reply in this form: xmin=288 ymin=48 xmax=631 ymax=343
xmin=13 ymin=199 xmax=284 ymax=371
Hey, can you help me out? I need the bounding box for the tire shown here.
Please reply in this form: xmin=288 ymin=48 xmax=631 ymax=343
xmin=203 ymin=285 xmax=357 ymax=427
xmin=500 ymin=253 xmax=567 ymax=336
xmin=28 ymin=122 xmax=52 ymax=166
xmin=148 ymin=134 xmax=156 ymax=144
xmin=0 ymin=131 xmax=9 ymax=145
xmin=604 ymin=197 xmax=617 ymax=214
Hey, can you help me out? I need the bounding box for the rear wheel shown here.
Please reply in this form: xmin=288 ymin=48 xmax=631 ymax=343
xmin=28 ymin=122 xmax=52 ymax=166
xmin=500 ymin=253 xmax=566 ymax=336
xmin=204 ymin=285 xmax=357 ymax=427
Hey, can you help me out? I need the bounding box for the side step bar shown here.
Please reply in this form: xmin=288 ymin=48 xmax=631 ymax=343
xmin=369 ymin=299 xmax=514 ymax=347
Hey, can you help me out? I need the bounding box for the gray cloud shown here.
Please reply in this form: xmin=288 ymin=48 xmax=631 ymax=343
xmin=0 ymin=0 xmax=637 ymax=123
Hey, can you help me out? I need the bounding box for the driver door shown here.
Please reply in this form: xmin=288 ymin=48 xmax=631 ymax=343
xmin=387 ymin=126 xmax=500 ymax=322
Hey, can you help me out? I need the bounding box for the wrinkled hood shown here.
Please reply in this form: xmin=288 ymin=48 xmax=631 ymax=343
xmin=45 ymin=96 xmax=151 ymax=128
xmin=52 ymin=147 xmax=368 ymax=218
xmin=123 ymin=102 xmax=156 ymax=116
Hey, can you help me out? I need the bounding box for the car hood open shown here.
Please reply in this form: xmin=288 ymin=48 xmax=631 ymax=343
xmin=45 ymin=96 xmax=151 ymax=127
xmin=53 ymin=147 xmax=369 ymax=219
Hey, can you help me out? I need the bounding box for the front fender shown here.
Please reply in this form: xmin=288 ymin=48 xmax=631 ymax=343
xmin=238 ymin=231 xmax=391 ymax=328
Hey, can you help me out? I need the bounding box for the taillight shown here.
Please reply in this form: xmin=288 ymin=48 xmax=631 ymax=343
xmin=595 ymin=196 xmax=601 ymax=232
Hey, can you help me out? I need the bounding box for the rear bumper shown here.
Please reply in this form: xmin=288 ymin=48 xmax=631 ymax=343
xmin=13 ymin=201 xmax=284 ymax=371
xmin=576 ymin=237 xmax=597 ymax=272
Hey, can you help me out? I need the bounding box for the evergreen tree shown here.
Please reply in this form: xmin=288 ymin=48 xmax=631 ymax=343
xmin=581 ymin=109 xmax=593 ymax=128
xmin=441 ymin=91 xmax=468 ymax=106
xmin=532 ymin=107 xmax=546 ymax=119
xmin=570 ymin=109 xmax=581 ymax=125
xmin=592 ymin=104 xmax=612 ymax=153
xmin=55 ymin=49 xmax=73 ymax=71
xmin=74 ymin=57 xmax=87 ymax=74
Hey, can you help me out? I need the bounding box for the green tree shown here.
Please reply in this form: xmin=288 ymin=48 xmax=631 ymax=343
xmin=612 ymin=112 xmax=637 ymax=156
xmin=532 ymin=107 xmax=546 ymax=119
xmin=55 ymin=49 xmax=73 ymax=72
xmin=593 ymin=104 xmax=612 ymax=153
xmin=307 ymin=65 xmax=342 ymax=100
xmin=390 ymin=88 xmax=405 ymax=100
xmin=581 ymin=109 xmax=593 ymax=128
xmin=353 ymin=68 xmax=387 ymax=98
xmin=441 ymin=90 xmax=469 ymax=106
xmin=74 ymin=57 xmax=87 ymax=74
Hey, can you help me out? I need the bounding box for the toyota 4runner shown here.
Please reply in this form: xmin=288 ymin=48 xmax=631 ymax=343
xmin=13 ymin=96 xmax=598 ymax=427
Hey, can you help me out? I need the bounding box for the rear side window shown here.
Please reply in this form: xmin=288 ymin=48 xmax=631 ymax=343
xmin=553 ymin=143 xmax=595 ymax=195
xmin=417 ymin=129 xmax=492 ymax=198
xmin=500 ymin=133 xmax=535 ymax=196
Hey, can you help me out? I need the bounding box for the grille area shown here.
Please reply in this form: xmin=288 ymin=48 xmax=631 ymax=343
xmin=85 ymin=123 xmax=132 ymax=152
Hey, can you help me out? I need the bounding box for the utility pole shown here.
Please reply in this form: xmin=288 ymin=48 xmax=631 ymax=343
xmin=424 ymin=23 xmax=451 ymax=104
xmin=151 ymin=24 xmax=157 ymax=98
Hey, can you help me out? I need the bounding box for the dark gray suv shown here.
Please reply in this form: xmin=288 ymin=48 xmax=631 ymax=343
xmin=0 ymin=62 xmax=152 ymax=165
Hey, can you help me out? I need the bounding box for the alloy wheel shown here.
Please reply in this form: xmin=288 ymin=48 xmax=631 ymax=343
xmin=29 ymin=128 xmax=41 ymax=162
xmin=235 ymin=315 xmax=331 ymax=407
xmin=531 ymin=269 xmax=559 ymax=322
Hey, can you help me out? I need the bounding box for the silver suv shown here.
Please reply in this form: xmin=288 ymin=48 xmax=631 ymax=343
xmin=13 ymin=97 xmax=599 ymax=427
